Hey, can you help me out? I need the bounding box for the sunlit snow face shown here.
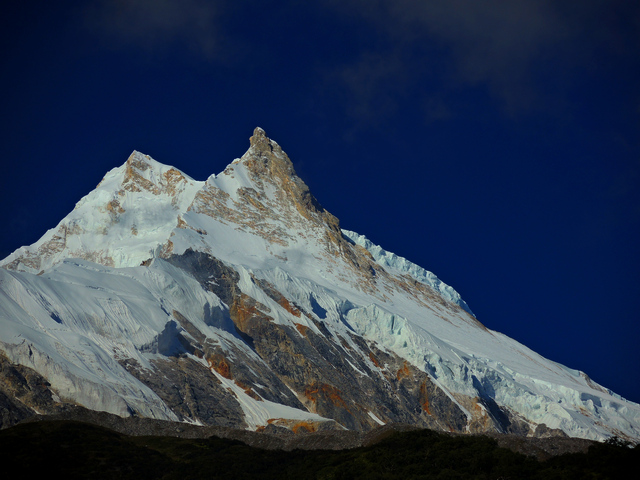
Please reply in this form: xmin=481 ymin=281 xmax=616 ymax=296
xmin=2 ymin=131 xmax=638 ymax=443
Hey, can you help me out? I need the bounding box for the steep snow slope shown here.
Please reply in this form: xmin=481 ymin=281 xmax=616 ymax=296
xmin=341 ymin=229 xmax=473 ymax=315
xmin=2 ymin=152 xmax=203 ymax=273
xmin=0 ymin=259 xmax=331 ymax=430
xmin=1 ymin=128 xmax=639 ymax=441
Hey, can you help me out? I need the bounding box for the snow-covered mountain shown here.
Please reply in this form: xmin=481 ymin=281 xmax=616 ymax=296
xmin=1 ymin=128 xmax=639 ymax=441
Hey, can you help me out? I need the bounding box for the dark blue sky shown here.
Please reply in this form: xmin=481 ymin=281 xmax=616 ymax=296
xmin=2 ymin=1 xmax=639 ymax=403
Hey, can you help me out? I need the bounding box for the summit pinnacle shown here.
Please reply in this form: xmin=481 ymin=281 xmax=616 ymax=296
xmin=249 ymin=126 xmax=272 ymax=153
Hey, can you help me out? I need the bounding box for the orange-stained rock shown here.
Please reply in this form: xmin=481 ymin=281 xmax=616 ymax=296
xmin=207 ymin=353 xmax=232 ymax=379
xmin=419 ymin=382 xmax=432 ymax=414
xmin=304 ymin=383 xmax=349 ymax=410
xmin=262 ymin=417 xmax=325 ymax=434
xmin=369 ymin=352 xmax=381 ymax=368
xmin=278 ymin=296 xmax=302 ymax=317
xmin=229 ymin=293 xmax=272 ymax=332
xmin=396 ymin=361 xmax=411 ymax=381
xmin=294 ymin=323 xmax=308 ymax=336
xmin=292 ymin=421 xmax=316 ymax=433
xmin=234 ymin=379 xmax=263 ymax=401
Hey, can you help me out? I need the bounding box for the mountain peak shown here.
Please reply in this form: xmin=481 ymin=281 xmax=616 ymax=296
xmin=1 ymin=150 xmax=203 ymax=273
xmin=2 ymin=130 xmax=640 ymax=442
xmin=247 ymin=126 xmax=286 ymax=160
xmin=250 ymin=126 xmax=266 ymax=141
xmin=249 ymin=126 xmax=270 ymax=151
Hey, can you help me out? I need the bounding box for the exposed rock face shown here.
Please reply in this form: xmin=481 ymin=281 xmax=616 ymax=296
xmin=0 ymin=353 xmax=73 ymax=429
xmin=1 ymin=128 xmax=639 ymax=442
xmin=158 ymin=247 xmax=473 ymax=433
xmin=119 ymin=356 xmax=246 ymax=428
xmin=157 ymin=248 xmax=475 ymax=433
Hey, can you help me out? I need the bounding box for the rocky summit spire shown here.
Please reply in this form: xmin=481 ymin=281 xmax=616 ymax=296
xmin=242 ymin=126 xmax=296 ymax=180
xmin=249 ymin=127 xmax=273 ymax=153
xmin=247 ymin=127 xmax=289 ymax=164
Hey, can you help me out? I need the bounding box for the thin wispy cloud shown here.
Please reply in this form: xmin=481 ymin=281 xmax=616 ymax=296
xmin=332 ymin=51 xmax=408 ymax=122
xmin=83 ymin=0 xmax=227 ymax=58
xmin=325 ymin=0 xmax=639 ymax=117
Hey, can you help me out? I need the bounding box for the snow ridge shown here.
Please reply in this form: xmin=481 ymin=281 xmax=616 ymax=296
xmin=341 ymin=229 xmax=473 ymax=315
